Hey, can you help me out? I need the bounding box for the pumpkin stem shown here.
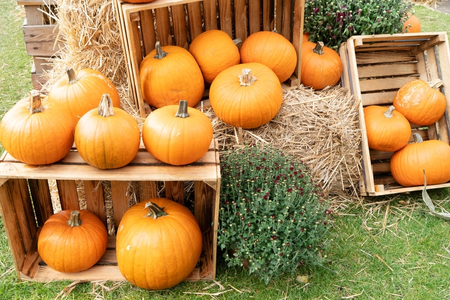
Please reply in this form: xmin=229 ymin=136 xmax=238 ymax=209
xmin=98 ymin=94 xmax=115 ymax=117
xmin=67 ymin=210 xmax=82 ymax=227
xmin=428 ymin=78 xmax=444 ymax=89
xmin=239 ymin=68 xmax=257 ymax=86
xmin=66 ymin=68 xmax=77 ymax=84
xmin=412 ymin=133 xmax=424 ymax=143
xmin=154 ymin=41 xmax=168 ymax=60
xmin=29 ymin=90 xmax=43 ymax=114
xmin=233 ymin=38 xmax=242 ymax=46
xmin=144 ymin=201 xmax=168 ymax=219
xmin=312 ymin=41 xmax=325 ymax=55
xmin=383 ymin=106 xmax=396 ymax=119
xmin=175 ymin=100 xmax=190 ymax=118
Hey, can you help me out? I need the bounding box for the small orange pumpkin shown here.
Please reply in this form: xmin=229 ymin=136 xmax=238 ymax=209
xmin=393 ymin=79 xmax=447 ymax=126
xmin=240 ymin=31 xmax=297 ymax=83
xmin=140 ymin=42 xmax=204 ymax=108
xmin=390 ymin=133 xmax=450 ymax=186
xmin=363 ymin=105 xmax=411 ymax=152
xmin=301 ymin=41 xmax=343 ymax=90
xmin=403 ymin=13 xmax=421 ymax=33
xmin=38 ymin=210 xmax=108 ymax=273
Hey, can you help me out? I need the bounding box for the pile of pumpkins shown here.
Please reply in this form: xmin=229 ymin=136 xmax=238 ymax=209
xmin=364 ymin=79 xmax=450 ymax=187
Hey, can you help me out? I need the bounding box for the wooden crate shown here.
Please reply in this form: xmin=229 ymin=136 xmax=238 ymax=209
xmin=18 ymin=0 xmax=61 ymax=89
xmin=0 ymin=140 xmax=220 ymax=282
xmin=341 ymin=32 xmax=450 ymax=196
xmin=113 ymin=0 xmax=306 ymax=118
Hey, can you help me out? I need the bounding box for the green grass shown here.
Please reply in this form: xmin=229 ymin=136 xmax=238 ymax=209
xmin=2 ymin=1 xmax=450 ymax=299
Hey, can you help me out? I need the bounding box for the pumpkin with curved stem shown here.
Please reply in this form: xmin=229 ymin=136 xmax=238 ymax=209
xmin=209 ymin=62 xmax=283 ymax=129
xmin=363 ymin=105 xmax=411 ymax=152
xmin=390 ymin=133 xmax=450 ymax=186
xmin=140 ymin=42 xmax=204 ymax=108
xmin=393 ymin=79 xmax=446 ymax=126
xmin=0 ymin=91 xmax=74 ymax=165
xmin=116 ymin=198 xmax=203 ymax=290
xmin=75 ymin=94 xmax=140 ymax=169
xmin=240 ymin=31 xmax=297 ymax=83
xmin=189 ymin=29 xmax=240 ymax=84
xmin=142 ymin=100 xmax=213 ymax=166
xmin=301 ymin=41 xmax=343 ymax=90
xmin=38 ymin=210 xmax=108 ymax=273
xmin=47 ymin=68 xmax=121 ymax=125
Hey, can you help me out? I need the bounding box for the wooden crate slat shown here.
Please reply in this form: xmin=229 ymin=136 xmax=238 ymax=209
xmin=234 ymin=0 xmax=248 ymax=42
xmin=248 ymin=0 xmax=261 ymax=34
xmin=187 ymin=2 xmax=203 ymax=41
xmin=110 ymin=181 xmax=130 ymax=231
xmin=202 ymin=0 xmax=218 ymax=31
xmin=356 ymin=51 xmax=417 ymax=64
xmin=359 ymin=76 xmax=418 ymax=93
xmin=280 ymin=0 xmax=292 ymax=40
xmin=165 ymin=181 xmax=185 ymax=204
xmin=140 ymin=10 xmax=157 ymax=56
xmin=28 ymin=179 xmax=53 ymax=226
xmin=357 ymin=63 xmax=418 ymax=79
xmin=361 ymin=91 xmax=397 ymax=106
xmin=20 ymin=228 xmax=41 ymax=278
xmin=262 ymin=0 xmax=273 ymax=31
xmin=57 ymin=180 xmax=80 ymax=210
xmin=138 ymin=181 xmax=158 ymax=201
xmin=83 ymin=180 xmax=107 ymax=227
xmin=171 ymin=4 xmax=189 ymax=49
xmin=155 ymin=7 xmax=173 ymax=46
xmin=218 ymin=0 xmax=232 ymax=37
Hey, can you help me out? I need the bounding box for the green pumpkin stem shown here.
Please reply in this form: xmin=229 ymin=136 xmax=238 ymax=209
xmin=412 ymin=133 xmax=424 ymax=143
xmin=383 ymin=106 xmax=395 ymax=119
xmin=29 ymin=90 xmax=43 ymax=114
xmin=66 ymin=68 xmax=77 ymax=84
xmin=154 ymin=41 xmax=168 ymax=60
xmin=313 ymin=41 xmax=325 ymax=55
xmin=67 ymin=210 xmax=82 ymax=227
xmin=239 ymin=68 xmax=257 ymax=86
xmin=144 ymin=201 xmax=168 ymax=219
xmin=175 ymin=100 xmax=190 ymax=118
xmin=98 ymin=94 xmax=115 ymax=117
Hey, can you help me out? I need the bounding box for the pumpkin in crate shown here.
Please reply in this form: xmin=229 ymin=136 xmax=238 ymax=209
xmin=38 ymin=210 xmax=108 ymax=273
xmin=209 ymin=62 xmax=283 ymax=129
xmin=142 ymin=100 xmax=213 ymax=166
xmin=0 ymin=91 xmax=74 ymax=165
xmin=363 ymin=105 xmax=411 ymax=152
xmin=140 ymin=41 xmax=204 ymax=108
xmin=301 ymin=41 xmax=343 ymax=90
xmin=189 ymin=29 xmax=240 ymax=84
xmin=393 ymin=79 xmax=446 ymax=126
xmin=75 ymin=94 xmax=140 ymax=170
xmin=390 ymin=133 xmax=450 ymax=187
xmin=116 ymin=198 xmax=203 ymax=290
xmin=240 ymin=31 xmax=297 ymax=83
xmin=46 ymin=68 xmax=121 ymax=125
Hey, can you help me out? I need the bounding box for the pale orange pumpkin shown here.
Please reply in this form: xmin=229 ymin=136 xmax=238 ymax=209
xmin=403 ymin=13 xmax=421 ymax=33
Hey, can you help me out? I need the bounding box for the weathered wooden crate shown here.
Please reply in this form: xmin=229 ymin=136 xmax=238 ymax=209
xmin=341 ymin=32 xmax=450 ymax=196
xmin=113 ymin=0 xmax=306 ymax=117
xmin=18 ymin=0 xmax=61 ymax=89
xmin=0 ymin=140 xmax=220 ymax=282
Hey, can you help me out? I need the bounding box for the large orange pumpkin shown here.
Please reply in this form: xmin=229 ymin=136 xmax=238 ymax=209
xmin=116 ymin=198 xmax=203 ymax=290
xmin=75 ymin=94 xmax=140 ymax=169
xmin=38 ymin=210 xmax=108 ymax=273
xmin=393 ymin=79 xmax=446 ymax=126
xmin=301 ymin=41 xmax=343 ymax=90
xmin=390 ymin=133 xmax=450 ymax=187
xmin=46 ymin=68 xmax=121 ymax=125
xmin=363 ymin=105 xmax=411 ymax=152
xmin=189 ymin=29 xmax=240 ymax=84
xmin=240 ymin=31 xmax=297 ymax=83
xmin=0 ymin=91 xmax=74 ymax=165
xmin=140 ymin=42 xmax=204 ymax=108
xmin=142 ymin=100 xmax=213 ymax=166
xmin=209 ymin=62 xmax=283 ymax=129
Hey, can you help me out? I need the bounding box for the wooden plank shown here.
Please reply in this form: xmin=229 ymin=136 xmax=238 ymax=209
xmin=292 ymin=0 xmax=304 ymax=84
xmin=24 ymin=40 xmax=61 ymax=56
xmin=202 ymin=0 xmax=218 ymax=31
xmin=110 ymin=181 xmax=129 ymax=231
xmin=57 ymin=180 xmax=80 ymax=210
xmin=20 ymin=228 xmax=41 ymax=278
xmin=357 ymin=63 xmax=418 ymax=79
xmin=32 ymin=57 xmax=53 ymax=73
xmin=22 ymin=24 xmax=59 ymax=43
xmin=356 ymin=51 xmax=416 ymax=65
xmin=83 ymin=180 xmax=107 ymax=227
xmin=369 ymin=150 xmax=393 ymax=161
xmin=262 ymin=0 xmax=273 ymax=31
xmin=359 ymin=76 xmax=418 ymax=93
xmin=138 ymin=181 xmax=157 ymax=201
xmin=248 ymin=0 xmax=261 ymax=35
xmin=28 ymin=179 xmax=53 ymax=226
xmin=171 ymin=4 xmax=188 ymax=49
xmin=410 ymin=34 xmax=446 ymax=56
xmin=372 ymin=162 xmax=390 ymax=174
xmin=218 ymin=0 xmax=232 ymax=37
xmin=31 ymin=265 xmax=126 ymax=282
xmin=155 ymin=8 xmax=173 ymax=46
xmin=274 ymin=0 xmax=282 ymax=33
xmin=234 ymin=0 xmax=248 ymax=42
xmin=165 ymin=181 xmax=185 ymax=205
xmin=122 ymin=0 xmax=202 ymax=12
xmin=361 ymin=91 xmax=397 ymax=106
xmin=140 ymin=10 xmax=157 ymax=56
xmin=187 ymin=2 xmax=203 ymax=41
xmin=280 ymin=0 xmax=292 ymax=40
xmin=24 ymin=5 xmax=44 ymax=25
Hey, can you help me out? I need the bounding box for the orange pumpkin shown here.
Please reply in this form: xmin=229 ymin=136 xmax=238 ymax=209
xmin=38 ymin=210 xmax=108 ymax=273
xmin=0 ymin=91 xmax=74 ymax=165
xmin=209 ymin=62 xmax=283 ymax=129
xmin=116 ymin=198 xmax=203 ymax=290
xmin=301 ymin=41 xmax=343 ymax=90
xmin=303 ymin=32 xmax=310 ymax=42
xmin=189 ymin=30 xmax=240 ymax=84
xmin=75 ymin=94 xmax=140 ymax=169
xmin=390 ymin=133 xmax=450 ymax=186
xmin=140 ymin=42 xmax=204 ymax=108
xmin=240 ymin=31 xmax=297 ymax=83
xmin=403 ymin=13 xmax=421 ymax=33
xmin=47 ymin=68 xmax=121 ymax=125
xmin=393 ymin=79 xmax=446 ymax=126
xmin=142 ymin=100 xmax=213 ymax=166
xmin=363 ymin=105 xmax=411 ymax=152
